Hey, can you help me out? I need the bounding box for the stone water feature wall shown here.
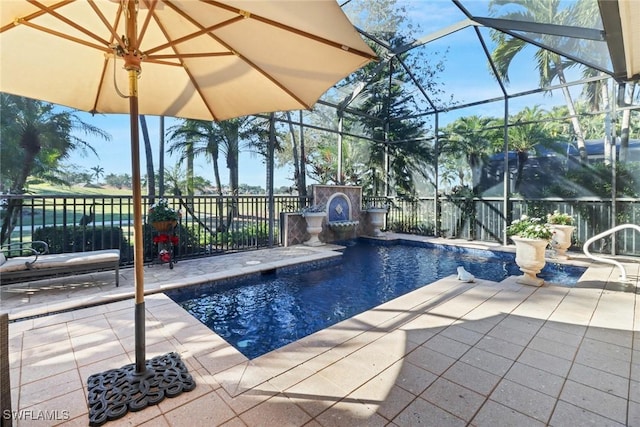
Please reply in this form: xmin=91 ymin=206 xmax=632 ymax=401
xmin=281 ymin=185 xmax=366 ymax=246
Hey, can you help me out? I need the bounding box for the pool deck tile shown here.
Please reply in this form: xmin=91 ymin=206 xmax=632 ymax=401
xmin=2 ymin=234 xmax=640 ymax=426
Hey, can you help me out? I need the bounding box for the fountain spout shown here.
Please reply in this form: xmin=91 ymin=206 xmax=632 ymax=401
xmin=326 ymin=193 xmax=359 ymax=239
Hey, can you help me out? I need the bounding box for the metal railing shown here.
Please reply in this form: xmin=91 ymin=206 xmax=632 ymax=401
xmin=3 ymin=194 xmax=639 ymax=265
xmin=364 ymin=195 xmax=640 ymax=257
xmin=583 ymin=224 xmax=640 ymax=281
xmin=1 ymin=194 xmax=308 ymax=265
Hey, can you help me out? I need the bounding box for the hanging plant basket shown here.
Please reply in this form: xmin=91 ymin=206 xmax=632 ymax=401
xmin=152 ymin=220 xmax=177 ymax=232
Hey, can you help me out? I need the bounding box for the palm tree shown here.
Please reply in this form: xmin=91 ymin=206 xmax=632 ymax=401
xmin=167 ymin=119 xmax=223 ymax=229
xmin=167 ymin=118 xmax=247 ymax=231
xmin=169 ymin=120 xmax=220 ymax=193
xmin=507 ymin=106 xmax=552 ymax=191
xmin=619 ymin=82 xmax=638 ymax=162
xmin=306 ymin=140 xmax=339 ymax=185
xmin=285 ymin=111 xmax=307 ymax=203
xmin=439 ymin=155 xmax=471 ymax=192
xmin=217 ymin=120 xmax=241 ymax=197
xmin=217 ymin=119 xmax=242 ymax=229
xmin=0 ymin=94 xmax=109 ymax=243
xmin=441 ymin=115 xmax=499 ymax=195
xmin=440 ymin=115 xmax=500 ymax=239
xmin=90 ymin=165 xmax=104 ymax=185
xmin=489 ymin=0 xmax=589 ymax=163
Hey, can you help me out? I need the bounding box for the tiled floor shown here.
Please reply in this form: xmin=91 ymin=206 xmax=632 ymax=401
xmin=2 ymin=235 xmax=640 ymax=426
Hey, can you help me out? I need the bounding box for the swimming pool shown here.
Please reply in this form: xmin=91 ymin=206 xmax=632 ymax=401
xmin=166 ymin=239 xmax=586 ymax=359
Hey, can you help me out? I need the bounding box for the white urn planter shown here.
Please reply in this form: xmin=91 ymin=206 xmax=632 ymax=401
xmin=548 ymin=224 xmax=575 ymax=260
xmin=303 ymin=212 xmax=325 ymax=246
xmin=511 ymin=236 xmax=549 ymax=286
xmin=367 ymin=208 xmax=387 ymax=237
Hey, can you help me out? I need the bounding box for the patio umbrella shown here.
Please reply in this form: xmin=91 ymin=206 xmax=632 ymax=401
xmin=0 ymin=0 xmax=375 ymax=423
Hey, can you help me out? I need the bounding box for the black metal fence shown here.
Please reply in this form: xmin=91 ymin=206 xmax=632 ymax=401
xmin=2 ymin=194 xmax=639 ymax=263
xmin=1 ymin=194 xmax=308 ymax=265
xmin=381 ymin=196 xmax=640 ymax=256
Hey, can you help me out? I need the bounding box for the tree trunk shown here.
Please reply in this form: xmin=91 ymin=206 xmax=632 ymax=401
xmin=225 ymin=123 xmax=240 ymax=231
xmin=0 ymin=198 xmax=23 ymax=245
xmin=267 ymin=113 xmax=276 ymax=246
xmin=468 ymin=153 xmax=482 ymax=196
xmin=298 ymin=110 xmax=307 ymax=202
xmin=140 ymin=115 xmax=156 ymax=204
xmin=207 ymin=142 xmax=225 ymax=232
xmin=557 ymin=72 xmax=588 ymax=164
xmin=287 ymin=111 xmax=301 ymax=195
xmin=514 ymin=150 xmax=529 ymax=192
xmin=1 ymin=132 xmax=40 ymax=244
xmin=602 ymin=81 xmax=613 ymax=165
xmin=187 ymin=141 xmax=194 ymax=196
xmin=619 ymin=82 xmax=635 ymax=162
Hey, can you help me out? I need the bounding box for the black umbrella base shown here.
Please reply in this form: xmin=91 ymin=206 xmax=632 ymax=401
xmin=87 ymin=352 xmax=196 ymax=426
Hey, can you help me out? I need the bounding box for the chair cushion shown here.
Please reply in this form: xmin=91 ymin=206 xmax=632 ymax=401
xmin=0 ymin=249 xmax=119 ymax=273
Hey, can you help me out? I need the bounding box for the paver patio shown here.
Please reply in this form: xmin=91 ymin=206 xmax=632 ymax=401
xmin=2 ymin=234 xmax=639 ymax=426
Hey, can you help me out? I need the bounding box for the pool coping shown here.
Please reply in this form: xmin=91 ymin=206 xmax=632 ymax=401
xmin=1 ymin=233 xmax=601 ymax=322
xmin=1 ymin=245 xmax=345 ymax=321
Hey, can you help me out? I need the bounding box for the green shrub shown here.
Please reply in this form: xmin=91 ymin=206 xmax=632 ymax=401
xmin=389 ymin=220 xmax=434 ymax=236
xmin=32 ymin=226 xmax=126 ymax=255
xmin=212 ymin=223 xmax=274 ymax=248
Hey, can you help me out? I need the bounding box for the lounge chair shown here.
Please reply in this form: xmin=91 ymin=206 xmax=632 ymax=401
xmin=0 ymin=241 xmax=120 ymax=286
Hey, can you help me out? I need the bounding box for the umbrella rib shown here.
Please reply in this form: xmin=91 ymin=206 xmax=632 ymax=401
xmin=143 ymin=16 xmax=244 ymax=56
xmin=0 ymin=0 xmax=70 ymax=33
xmin=148 ymin=2 xmax=221 ymax=120
xmin=137 ymin=0 xmax=158 ymax=48
xmin=14 ymin=19 xmax=111 ymax=54
xmin=236 ymin=54 xmax=312 ymax=109
xmin=27 ymin=0 xmax=112 ymax=49
xmin=87 ymin=0 xmax=126 ymax=52
xmin=90 ymin=0 xmax=126 ymax=113
xmin=143 ymin=1 xmax=245 ymax=59
xmin=147 ymin=52 xmax=234 ymax=60
xmin=202 ymin=0 xmax=377 ymax=61
xmin=162 ymin=1 xmax=311 ymax=110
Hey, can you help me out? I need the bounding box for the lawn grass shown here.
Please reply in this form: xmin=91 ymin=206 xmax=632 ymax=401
xmin=8 ymin=184 xmax=301 ymax=242
xmin=27 ymin=183 xmax=136 ymax=196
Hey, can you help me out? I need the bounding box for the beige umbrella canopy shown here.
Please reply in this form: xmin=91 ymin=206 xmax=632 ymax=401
xmin=0 ymin=1 xmax=375 ymax=423
xmin=0 ymin=1 xmax=375 ymax=120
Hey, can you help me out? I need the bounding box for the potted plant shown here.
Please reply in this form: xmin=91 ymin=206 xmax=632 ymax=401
xmin=507 ymin=215 xmax=552 ymax=286
xmin=148 ymin=199 xmax=179 ymax=232
xmin=546 ymin=210 xmax=576 ymax=260
xmin=365 ymin=204 xmax=387 ymax=237
xmin=301 ymin=204 xmax=326 ymax=246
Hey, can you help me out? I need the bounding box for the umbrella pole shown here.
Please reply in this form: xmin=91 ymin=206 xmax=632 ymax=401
xmin=86 ymin=73 xmax=196 ymax=427
xmin=122 ymin=0 xmax=146 ymax=375
xmin=128 ymin=69 xmax=146 ymax=374
xmin=86 ymin=5 xmax=195 ymax=424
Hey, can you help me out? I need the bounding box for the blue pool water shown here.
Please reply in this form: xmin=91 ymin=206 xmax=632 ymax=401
xmin=166 ymin=240 xmax=586 ymax=359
